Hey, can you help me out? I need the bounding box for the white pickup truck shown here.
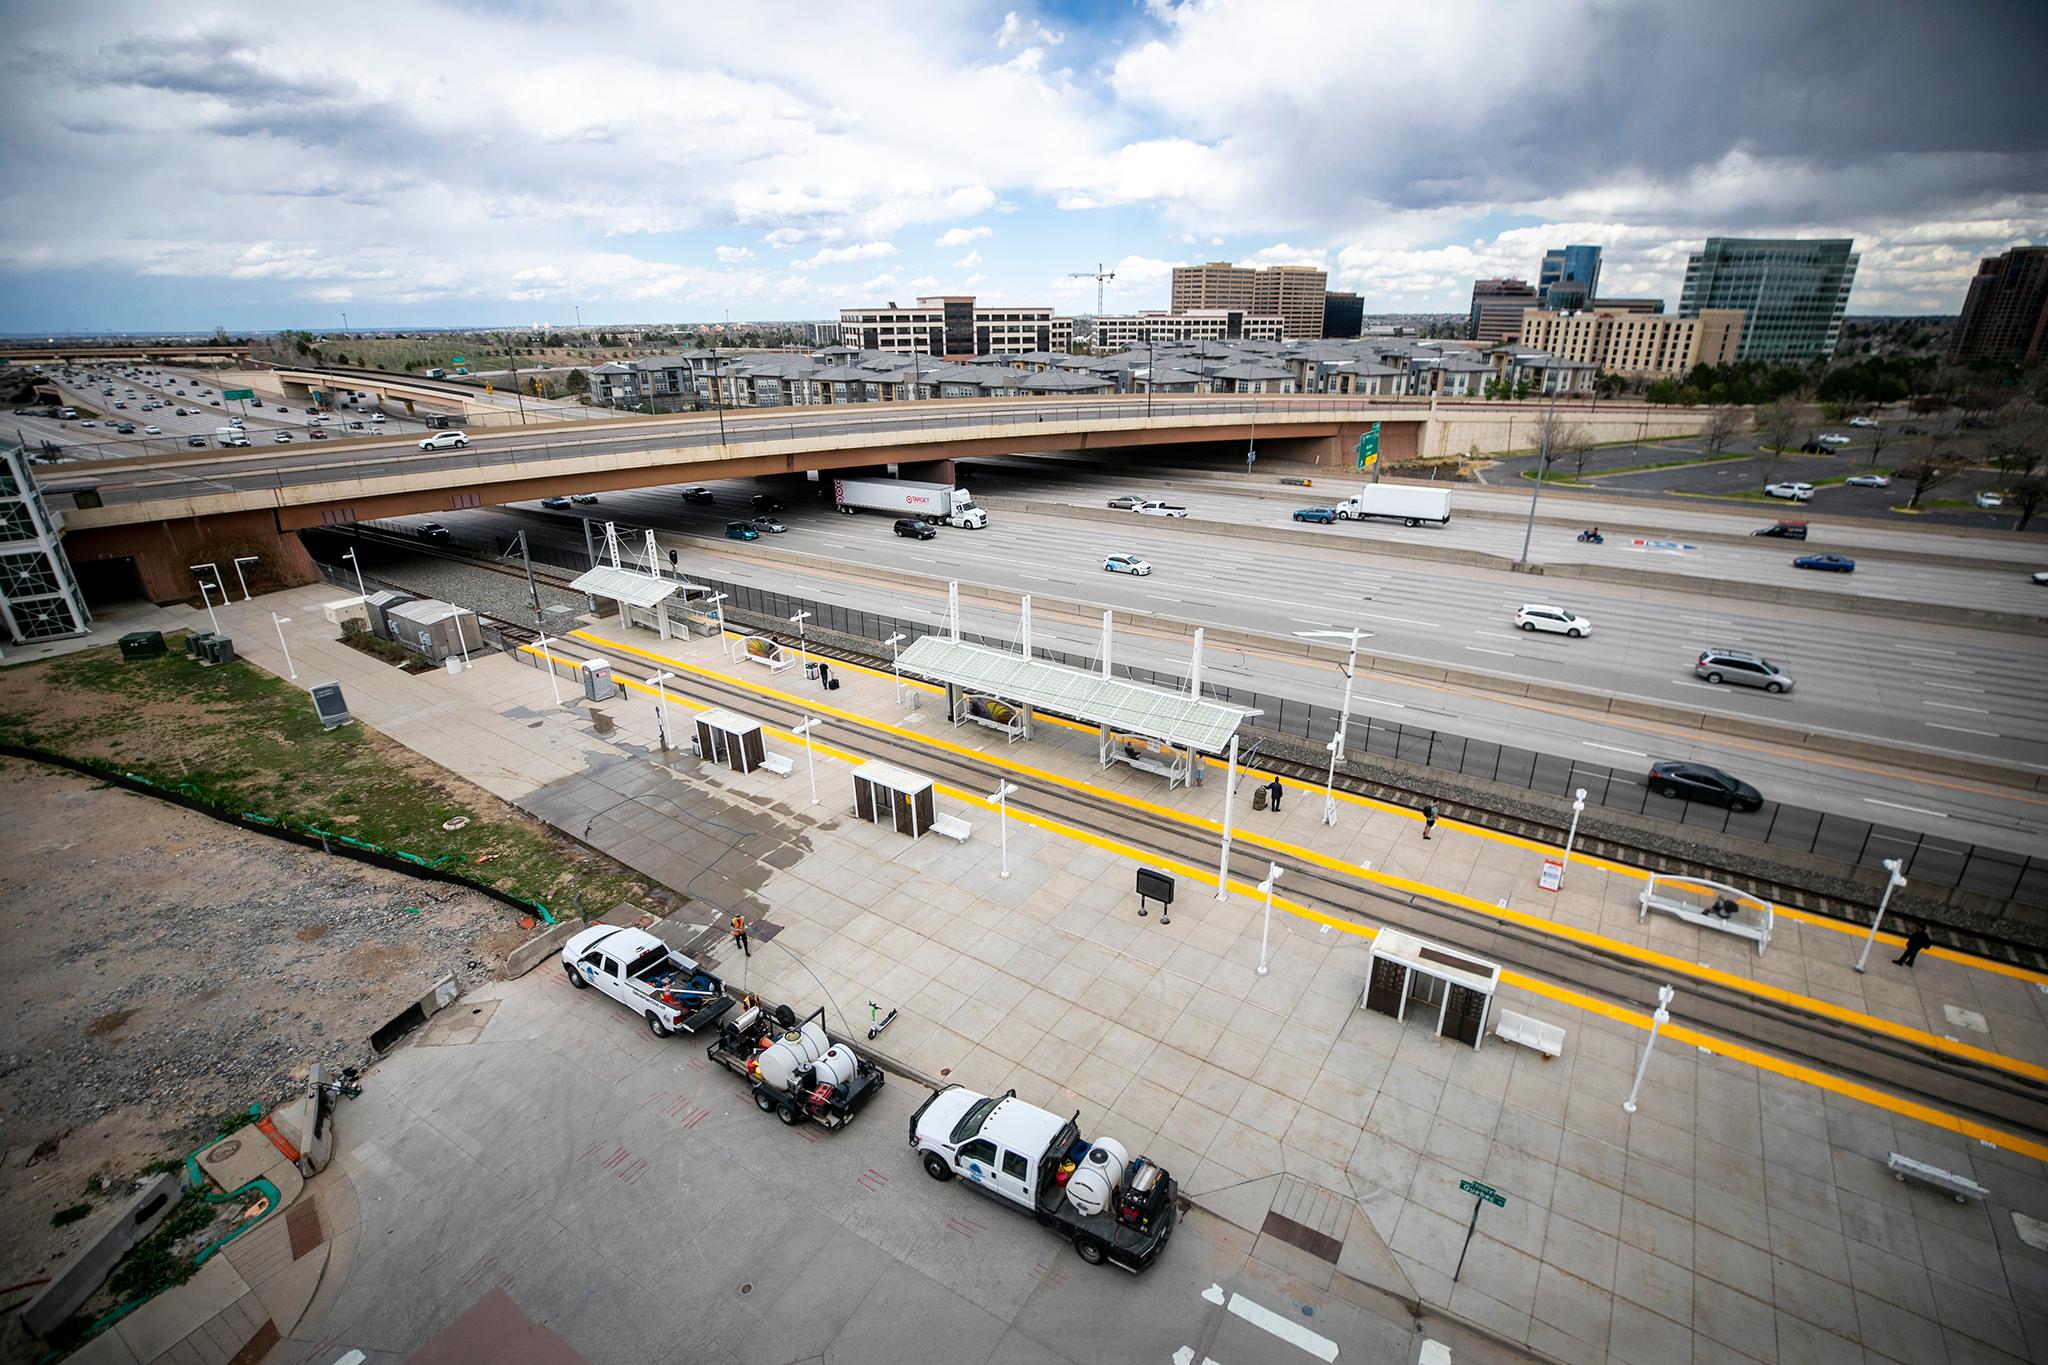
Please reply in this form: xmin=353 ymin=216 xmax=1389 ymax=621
xmin=562 ymin=925 xmax=734 ymax=1038
xmin=1131 ymin=499 xmax=1188 ymax=518
xmin=910 ymin=1085 xmax=1177 ymax=1272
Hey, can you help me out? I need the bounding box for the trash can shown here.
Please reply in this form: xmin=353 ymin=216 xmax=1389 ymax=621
xmin=579 ymin=657 xmax=616 ymax=701
xmin=805 ymin=661 xmax=819 ymax=681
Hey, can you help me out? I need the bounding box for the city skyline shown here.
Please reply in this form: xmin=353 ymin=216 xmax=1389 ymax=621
xmin=2 ymin=0 xmax=2043 ymax=331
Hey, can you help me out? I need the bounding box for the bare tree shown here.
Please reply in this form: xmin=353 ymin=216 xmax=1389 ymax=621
xmin=1758 ymin=399 xmax=1800 ymax=455
xmin=1549 ymin=424 xmax=1595 ymax=478
xmin=1984 ymin=407 xmax=2044 ymax=480
xmin=1866 ymin=423 xmax=1894 ymax=467
xmin=2008 ymin=472 xmax=2048 ymax=532
xmin=1704 ymin=406 xmax=1743 ymax=455
xmin=1896 ymin=452 xmax=1957 ymax=509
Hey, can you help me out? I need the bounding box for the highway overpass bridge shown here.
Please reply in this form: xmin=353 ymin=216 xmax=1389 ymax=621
xmin=2 ymin=343 xmax=253 ymax=365
xmin=270 ymin=364 xmax=497 ymax=417
xmin=39 ymin=394 xmax=1709 ymax=603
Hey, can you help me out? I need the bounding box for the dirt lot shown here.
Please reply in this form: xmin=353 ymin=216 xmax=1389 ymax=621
xmin=0 ymin=758 xmax=529 ymax=1297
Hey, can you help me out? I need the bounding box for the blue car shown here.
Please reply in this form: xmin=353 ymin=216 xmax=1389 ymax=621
xmin=1292 ymin=506 xmax=1337 ymax=524
xmin=1793 ymin=553 xmax=1855 ymax=573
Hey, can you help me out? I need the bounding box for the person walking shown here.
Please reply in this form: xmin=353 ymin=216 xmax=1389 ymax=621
xmin=729 ymin=913 xmax=751 ymax=958
xmin=1893 ymin=924 xmax=1932 ymax=968
xmin=1267 ymin=776 xmax=1284 ymax=813
xmin=1421 ymin=800 xmax=1439 ymax=839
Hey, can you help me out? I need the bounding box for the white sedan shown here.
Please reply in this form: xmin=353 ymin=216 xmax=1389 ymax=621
xmin=1848 ymin=416 xmax=1877 ymax=428
xmin=1103 ymin=554 xmax=1153 ymax=576
xmin=1845 ymin=474 xmax=1890 ymax=488
xmin=419 ymin=430 xmax=470 ymax=451
xmin=143 ymin=425 xmax=162 ymax=435
xmin=1514 ymin=604 xmax=1592 ymax=638
xmin=1817 ymin=433 xmax=1851 ymax=446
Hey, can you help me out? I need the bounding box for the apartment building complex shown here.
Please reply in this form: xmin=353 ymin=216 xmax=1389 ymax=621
xmin=1467 ymin=278 xmax=1539 ymax=343
xmin=1091 ymin=310 xmax=1285 ymax=349
xmin=1948 ymin=245 xmax=2048 ymax=365
xmin=1517 ymin=308 xmax=1744 ymax=379
xmin=1169 ymin=261 xmax=1329 ymax=338
xmin=1679 ymin=237 xmax=1858 ymax=362
xmin=838 ymin=296 xmax=1071 ymax=358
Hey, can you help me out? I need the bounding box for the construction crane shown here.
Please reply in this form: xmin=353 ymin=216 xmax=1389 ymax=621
xmin=1069 ymin=262 xmax=1115 ymax=314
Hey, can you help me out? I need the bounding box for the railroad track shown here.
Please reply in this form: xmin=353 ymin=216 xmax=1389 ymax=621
xmin=519 ymin=630 xmax=2048 ymax=1145
xmin=308 ymin=524 xmax=2048 ymax=975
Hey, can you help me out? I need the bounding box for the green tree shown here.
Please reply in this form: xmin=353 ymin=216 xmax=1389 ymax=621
xmin=566 ymin=368 xmax=589 ymax=395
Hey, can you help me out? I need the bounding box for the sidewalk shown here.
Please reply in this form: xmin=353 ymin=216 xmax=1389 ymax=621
xmin=149 ymin=588 xmax=2048 ymax=1364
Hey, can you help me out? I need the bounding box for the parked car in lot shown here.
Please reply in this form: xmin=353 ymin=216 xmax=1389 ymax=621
xmin=751 ymin=516 xmax=787 ymax=533
xmin=1649 ymin=761 xmax=1763 ymax=812
xmin=1695 ymin=648 xmax=1794 ymax=693
xmin=893 ymin=517 xmax=937 ymax=540
xmin=1765 ymin=482 xmax=1814 ymax=501
xmin=562 ymin=925 xmax=732 ymax=1038
xmin=1844 ymin=474 xmax=1890 ymax=488
xmin=1106 ymin=494 xmax=1146 ymax=509
xmin=1291 ymin=506 xmax=1337 ymax=524
xmin=1103 ymin=554 xmax=1152 ymax=576
xmin=1513 ymin=604 xmax=1592 ymax=637
xmin=1976 ymin=491 xmax=2004 ymax=509
xmin=1793 ymin=553 xmax=1855 ymax=573
xmin=681 ymin=485 xmax=715 ymax=504
xmin=418 ymin=430 xmax=469 ymax=450
xmin=1817 ymin=433 xmax=1850 ymax=446
xmin=541 ymin=496 xmax=573 ymax=509
xmin=1848 ymin=416 xmax=1876 ymax=428
xmin=725 ymin=521 xmax=760 ymax=540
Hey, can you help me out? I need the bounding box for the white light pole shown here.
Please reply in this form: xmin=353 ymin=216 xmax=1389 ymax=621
xmin=197 ymin=579 xmax=223 ymax=636
xmin=189 ymin=561 xmax=224 ymax=608
xmin=791 ymin=609 xmax=812 ymax=678
xmin=536 ymin=631 xmax=563 ymax=704
xmin=1216 ymin=733 xmax=1238 ymax=901
xmin=272 ymin=613 xmax=297 ymax=679
xmin=1622 ymin=984 xmax=1674 ymax=1114
xmin=705 ymin=592 xmax=733 ymax=658
xmin=1256 ymin=862 xmax=1283 ymax=975
xmin=341 ymin=547 xmax=367 ymax=599
xmin=1562 ymin=787 xmax=1588 ymax=879
xmin=990 ymin=780 xmax=1018 ymax=878
xmin=453 ymin=608 xmax=473 ymax=670
xmin=886 ymin=633 xmax=907 ymax=705
xmin=231 ymin=555 xmax=260 ymax=601
xmin=648 ymin=670 xmax=676 ymax=752
xmin=792 ymin=717 xmax=820 ymax=805
xmin=1854 ymin=858 xmax=1909 ymax=975
xmin=1322 ymin=730 xmax=1341 ymax=827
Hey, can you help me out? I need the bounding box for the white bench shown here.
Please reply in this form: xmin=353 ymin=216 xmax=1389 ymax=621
xmin=758 ymin=753 xmax=794 ymax=777
xmin=1639 ymin=878 xmax=1773 ymax=956
xmin=1494 ymin=1008 xmax=1565 ymax=1058
xmin=1887 ymin=1152 xmax=1989 ymax=1203
xmin=929 ymin=814 xmax=973 ymax=843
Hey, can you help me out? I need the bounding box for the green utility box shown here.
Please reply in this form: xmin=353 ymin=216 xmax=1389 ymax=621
xmin=118 ymin=631 xmax=167 ymax=661
xmin=185 ymin=631 xmax=215 ymax=658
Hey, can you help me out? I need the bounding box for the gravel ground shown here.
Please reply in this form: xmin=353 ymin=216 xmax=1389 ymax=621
xmin=318 ymin=544 xmax=587 ymax=634
xmin=0 ymin=758 xmax=529 ymax=1294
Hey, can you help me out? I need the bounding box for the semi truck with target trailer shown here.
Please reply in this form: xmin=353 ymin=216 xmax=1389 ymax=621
xmin=705 ymin=1000 xmax=886 ymax=1130
xmin=910 ymin=1085 xmax=1178 ymax=1271
xmin=833 ymin=477 xmax=988 ymax=528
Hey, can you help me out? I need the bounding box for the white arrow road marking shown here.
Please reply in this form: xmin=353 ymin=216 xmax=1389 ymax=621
xmin=1170 ymin=1348 xmax=1218 ymax=1365
xmin=1202 ymin=1283 xmax=1226 ymax=1305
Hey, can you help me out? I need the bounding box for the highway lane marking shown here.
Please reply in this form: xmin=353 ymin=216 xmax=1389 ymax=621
xmin=1866 ymin=799 xmax=1950 ymax=819
xmin=1910 ymin=662 xmax=1979 ymax=675
xmin=1358 ymin=611 xmax=1440 ymax=628
xmin=1922 ymin=701 xmax=1991 ymax=714
xmin=1465 ymin=647 xmax=1515 ymax=657
xmin=1895 ymin=644 xmax=1959 ymax=656
xmin=1924 ymin=682 xmax=1987 ymax=694
xmin=1584 ymin=742 xmax=1649 ymax=758
xmin=565 ymin=630 xmax=2048 ymax=1069
xmin=1200 ymin=1285 xmax=1338 ymax=1362
xmin=1927 ymin=722 xmax=2000 ymax=737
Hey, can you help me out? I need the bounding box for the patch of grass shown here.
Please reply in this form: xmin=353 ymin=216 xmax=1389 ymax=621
xmin=0 ymin=641 xmax=661 ymax=920
xmin=339 ymin=626 xmax=437 ymax=673
xmin=106 ymin=1188 xmax=215 ymax=1301
xmin=51 ymin=1202 xmax=94 ymax=1227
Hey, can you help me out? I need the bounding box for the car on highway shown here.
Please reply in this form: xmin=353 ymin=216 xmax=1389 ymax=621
xmin=724 ymin=521 xmax=760 ymax=541
xmin=78 ymin=420 xmax=95 ymax=427
xmin=681 ymin=486 xmax=715 ymax=504
xmin=1513 ymin=604 xmax=1591 ymax=637
xmin=1694 ymin=648 xmax=1794 ymax=693
xmin=572 ymin=494 xmax=599 ymax=505
xmin=186 ymin=435 xmax=207 ymax=447
xmin=418 ymin=431 xmax=470 ymax=450
xmin=893 ymin=517 xmax=937 ymax=540
xmin=308 ymin=429 xmax=328 ymax=439
xmin=751 ymin=494 xmax=785 ymax=512
xmin=1106 ymin=494 xmax=1146 ymax=509
xmin=1649 ymin=761 xmax=1763 ymax=812
xmin=1765 ymin=481 xmax=1814 ymax=501
xmin=1103 ymin=554 xmax=1152 ymax=576
xmin=540 ymin=496 xmax=573 ymax=509
xmin=370 ymin=413 xmax=386 ymax=423
xmin=418 ymin=522 xmax=451 ymax=542
xmin=273 ymin=431 xmax=295 ymax=443
xmin=1817 ymin=433 xmax=1850 ymax=446
xmin=1792 ymin=553 xmax=1855 ymax=573
xmin=1844 ymin=474 xmax=1890 ymax=488
xmin=2034 ymin=571 xmax=2048 ymax=585
xmin=347 ymin=420 xmax=365 ymax=430
xmin=1848 ymin=416 xmax=1877 ymax=428
xmin=143 ymin=425 xmax=161 ymax=435
xmin=1291 ymin=506 xmax=1337 ymax=524
xmin=1976 ymin=491 xmax=2004 ymax=509
xmin=276 ymin=404 xmax=289 ymax=412
xmin=1132 ymin=499 xmax=1188 ymax=518
xmin=115 ymin=423 xmax=136 ymax=433
xmin=751 ymin=516 xmax=787 ymax=533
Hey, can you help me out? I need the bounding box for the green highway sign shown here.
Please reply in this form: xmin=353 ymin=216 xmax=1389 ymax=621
xmin=1459 ymin=1179 xmax=1505 ymax=1208
xmin=223 ymin=387 xmax=255 ymax=401
xmin=452 ymin=356 xmax=467 ymax=365
xmin=1355 ymin=422 xmax=1381 ymax=470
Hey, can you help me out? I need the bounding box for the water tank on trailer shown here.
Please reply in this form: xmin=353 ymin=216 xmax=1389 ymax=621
xmin=813 ymin=1045 xmax=858 ymax=1090
xmin=1065 ymin=1138 xmax=1130 ymax=1217
xmin=754 ymin=1020 xmax=830 ymax=1091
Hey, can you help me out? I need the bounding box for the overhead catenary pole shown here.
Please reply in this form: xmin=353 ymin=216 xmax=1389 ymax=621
xmin=1216 ymin=734 xmax=1238 ymax=900
xmin=1322 ymin=730 xmax=1342 ymax=827
xmin=1853 ymin=859 xmax=1909 ymax=974
xmin=537 ymin=631 xmax=563 ymax=704
xmin=649 ymin=670 xmax=676 ymax=752
xmin=1517 ymin=383 xmax=1562 ymax=566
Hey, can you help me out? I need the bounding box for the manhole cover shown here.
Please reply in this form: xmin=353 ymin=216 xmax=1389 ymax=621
xmin=739 ymin=1283 xmax=753 ymax=1296
xmin=209 ymin=1139 xmax=242 ymax=1161
xmin=442 ymin=816 xmax=471 ymax=831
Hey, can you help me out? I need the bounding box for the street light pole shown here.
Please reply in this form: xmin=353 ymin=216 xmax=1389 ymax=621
xmin=792 ymin=717 xmax=820 ymax=805
xmin=711 ymin=350 xmax=728 ymax=447
xmin=1854 ymin=859 xmax=1909 ymax=974
xmin=197 ymin=580 xmax=223 ymax=636
xmin=1517 ymin=384 xmax=1562 ymax=566
xmin=232 ymin=555 xmax=260 ymax=601
xmin=707 ymin=592 xmax=733 ymax=659
xmin=648 ymin=670 xmax=676 ymax=752
xmin=1216 ymin=734 xmax=1238 ymax=900
xmin=1562 ymin=788 xmax=1588 ymax=878
xmin=1256 ymin=863 xmax=1283 ymax=975
xmin=885 ymin=633 xmax=907 ymax=705
xmin=990 ymin=781 xmax=1018 ymax=878
xmin=536 ymin=631 xmax=563 ymax=704
xmin=1622 ymin=984 xmax=1675 ymax=1114
xmin=341 ymin=548 xmax=367 ymax=599
xmin=790 ymin=609 xmax=811 ymax=678
xmin=271 ymin=613 xmax=297 ymax=679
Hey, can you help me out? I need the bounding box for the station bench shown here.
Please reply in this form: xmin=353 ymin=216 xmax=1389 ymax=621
xmin=1887 ymin=1152 xmax=1989 ymax=1203
xmin=758 ymin=753 xmax=795 ymax=777
xmin=929 ymin=814 xmax=973 ymax=843
xmin=1638 ymin=876 xmax=1773 ymax=956
xmin=1493 ymin=1008 xmax=1565 ymax=1058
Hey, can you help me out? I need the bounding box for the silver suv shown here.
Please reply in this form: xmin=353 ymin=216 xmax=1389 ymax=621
xmin=1695 ymin=648 xmax=1794 ymax=694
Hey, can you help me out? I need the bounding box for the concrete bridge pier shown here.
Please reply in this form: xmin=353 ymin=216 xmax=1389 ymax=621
xmin=62 ymin=511 xmax=318 ymax=605
xmin=898 ymin=458 xmax=957 ymax=486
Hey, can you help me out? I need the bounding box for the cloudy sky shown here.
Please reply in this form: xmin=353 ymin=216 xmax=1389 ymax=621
xmin=3 ymin=0 xmax=2043 ymax=332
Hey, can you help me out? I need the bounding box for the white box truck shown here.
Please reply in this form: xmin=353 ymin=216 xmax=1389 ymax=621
xmin=1334 ymin=484 xmax=1451 ymax=527
xmin=833 ymin=477 xmax=987 ymax=528
xmin=215 ymin=427 xmax=250 ymax=447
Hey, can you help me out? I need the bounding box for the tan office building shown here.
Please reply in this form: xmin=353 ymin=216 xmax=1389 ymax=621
xmin=1516 ymin=307 xmax=1744 ymax=379
xmin=1170 ymin=261 xmax=1329 ymax=338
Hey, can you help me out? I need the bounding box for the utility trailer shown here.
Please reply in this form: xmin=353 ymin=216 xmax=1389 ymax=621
xmin=706 ymin=1000 xmax=885 ymax=1130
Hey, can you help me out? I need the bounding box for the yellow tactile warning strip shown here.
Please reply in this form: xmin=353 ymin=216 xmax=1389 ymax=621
xmin=556 ymin=633 xmax=2048 ymax=1076
xmin=533 ymin=640 xmax=2048 ymax=1163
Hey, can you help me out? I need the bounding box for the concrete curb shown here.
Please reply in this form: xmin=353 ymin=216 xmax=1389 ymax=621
xmin=500 ymin=917 xmax=585 ymax=979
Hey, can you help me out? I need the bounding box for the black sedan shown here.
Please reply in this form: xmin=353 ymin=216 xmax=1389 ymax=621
xmin=1648 ymin=761 xmax=1763 ymax=812
xmin=1793 ymin=553 xmax=1856 ymax=573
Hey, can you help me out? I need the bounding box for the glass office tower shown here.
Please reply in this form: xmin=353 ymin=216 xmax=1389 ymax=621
xmin=1679 ymin=238 xmax=1859 ymax=362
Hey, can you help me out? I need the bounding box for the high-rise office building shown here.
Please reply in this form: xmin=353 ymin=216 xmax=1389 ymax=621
xmin=1948 ymin=245 xmax=2048 ymax=365
xmin=1170 ymin=261 xmax=1329 ymax=338
xmin=839 ymin=296 xmax=1071 ymax=357
xmin=1468 ymin=278 xmax=1539 ymax=343
xmin=1322 ymin=291 xmax=1363 ymax=339
xmin=1679 ymin=237 xmax=1859 ymax=362
xmin=1538 ymin=244 xmax=1603 ymax=307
